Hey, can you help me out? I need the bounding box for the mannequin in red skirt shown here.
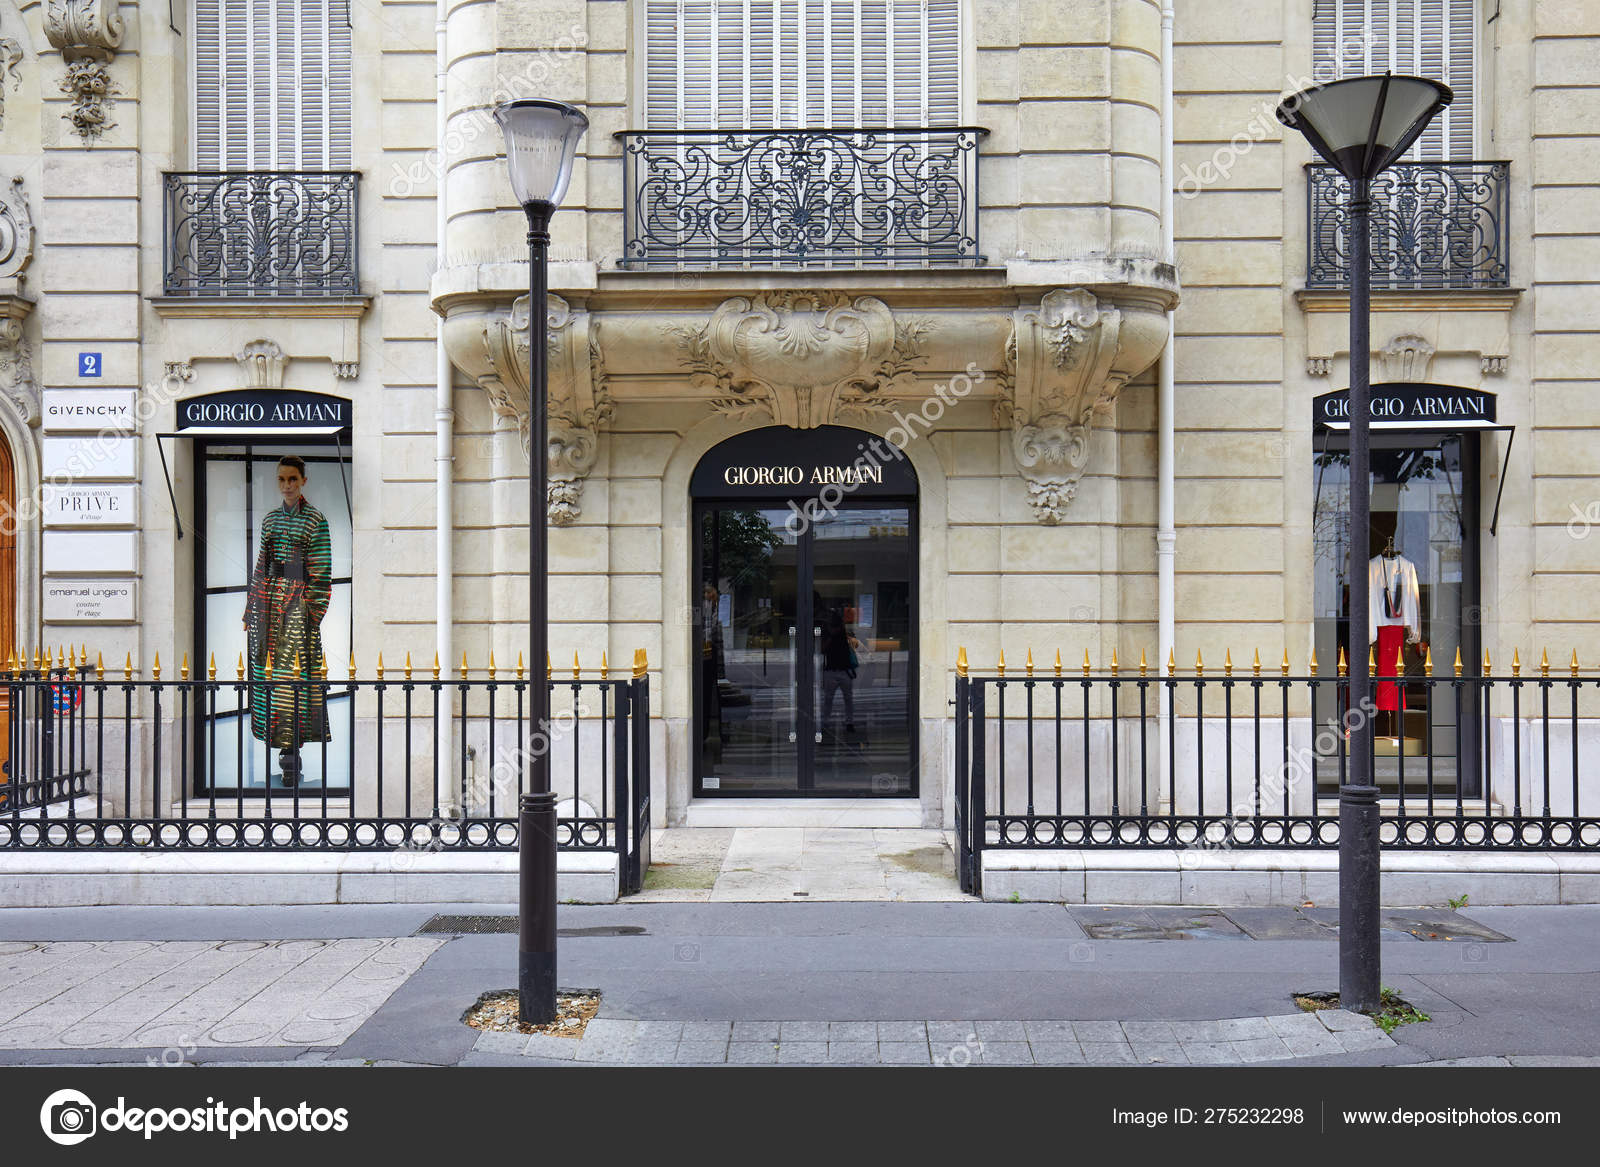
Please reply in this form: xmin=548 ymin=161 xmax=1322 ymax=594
xmin=1368 ymin=540 xmax=1422 ymax=729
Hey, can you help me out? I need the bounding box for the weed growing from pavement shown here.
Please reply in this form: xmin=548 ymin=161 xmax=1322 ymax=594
xmin=1294 ymin=988 xmax=1430 ymax=1034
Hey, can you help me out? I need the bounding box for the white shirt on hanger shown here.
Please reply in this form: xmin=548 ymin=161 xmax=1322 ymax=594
xmin=1368 ymin=553 xmax=1422 ymax=644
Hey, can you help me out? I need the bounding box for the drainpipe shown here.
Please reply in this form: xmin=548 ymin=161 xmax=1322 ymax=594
xmin=1157 ymin=0 xmax=1177 ymax=808
xmin=435 ymin=0 xmax=455 ymax=810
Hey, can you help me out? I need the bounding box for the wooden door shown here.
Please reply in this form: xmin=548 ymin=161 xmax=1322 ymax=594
xmin=0 ymin=430 xmax=14 ymax=792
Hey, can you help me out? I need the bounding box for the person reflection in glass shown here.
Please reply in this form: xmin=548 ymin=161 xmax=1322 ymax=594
xmin=819 ymin=607 xmax=863 ymax=736
xmin=700 ymin=581 xmax=724 ymax=752
xmin=243 ymin=455 xmax=332 ymax=786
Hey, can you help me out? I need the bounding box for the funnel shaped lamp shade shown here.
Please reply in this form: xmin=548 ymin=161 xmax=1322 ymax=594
xmin=1276 ymin=75 xmax=1452 ymax=182
xmin=494 ymin=100 xmax=589 ymax=209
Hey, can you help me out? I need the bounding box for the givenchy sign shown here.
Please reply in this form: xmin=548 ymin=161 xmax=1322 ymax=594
xmin=1314 ymin=382 xmax=1497 ymax=429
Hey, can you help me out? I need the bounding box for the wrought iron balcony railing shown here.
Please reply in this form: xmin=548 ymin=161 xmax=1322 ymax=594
xmin=616 ymin=127 xmax=988 ymax=269
xmin=162 ymin=171 xmax=360 ymax=297
xmin=1307 ymin=161 xmax=1509 ymax=291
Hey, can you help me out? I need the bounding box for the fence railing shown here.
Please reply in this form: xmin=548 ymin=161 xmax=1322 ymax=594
xmin=1306 ymin=160 xmax=1510 ymax=290
xmin=0 ymin=655 xmax=651 ymax=891
xmin=616 ymin=127 xmax=988 ymax=268
xmin=162 ymin=171 xmax=360 ymax=296
xmin=953 ymin=652 xmax=1600 ymax=897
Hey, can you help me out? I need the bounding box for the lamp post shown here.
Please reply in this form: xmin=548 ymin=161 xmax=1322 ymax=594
xmin=494 ymin=98 xmax=589 ymax=1025
xmin=1277 ymin=74 xmax=1450 ymax=1013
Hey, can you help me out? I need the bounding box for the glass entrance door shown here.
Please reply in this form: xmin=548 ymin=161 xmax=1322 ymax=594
xmin=695 ymin=502 xmax=916 ymax=796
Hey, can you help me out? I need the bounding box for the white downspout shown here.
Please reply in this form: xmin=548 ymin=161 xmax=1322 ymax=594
xmin=1157 ymin=1 xmax=1177 ymax=808
xmin=434 ymin=0 xmax=455 ymax=810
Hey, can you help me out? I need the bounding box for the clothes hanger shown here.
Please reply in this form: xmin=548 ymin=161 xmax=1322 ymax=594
xmin=1381 ymin=536 xmax=1396 ymax=559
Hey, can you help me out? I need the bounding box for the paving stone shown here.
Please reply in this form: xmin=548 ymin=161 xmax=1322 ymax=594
xmin=779 ymin=1021 xmax=830 ymax=1043
xmin=876 ymin=1021 xmax=927 ymax=1042
xmin=622 ymin=1040 xmax=682 ymax=1065
xmin=1332 ymin=1027 xmax=1394 ymax=1052
xmin=1082 ymin=1042 xmax=1136 ymax=1064
xmin=1029 ymin=1041 xmax=1087 ymax=1065
xmin=1216 ymin=1016 xmax=1279 ymax=1040
xmin=1073 ymin=1020 xmax=1126 ymax=1042
xmin=680 ymin=1021 xmax=733 ymax=1041
xmin=1422 ymin=1056 xmax=1511 ymax=1067
xmin=1130 ymin=1042 xmax=1188 ymax=1064
xmin=974 ymin=1020 xmax=1028 ymax=1042
xmin=828 ymin=1041 xmax=879 ymax=1064
xmin=978 ymin=1042 xmax=1033 ymax=1065
xmin=1318 ymin=1009 xmax=1378 ymax=1033
xmin=522 ymin=1034 xmax=578 ymax=1061
xmin=926 ymin=1021 xmax=979 ymax=1045
xmin=1025 ymin=1021 xmax=1077 ymax=1042
xmin=1224 ymin=908 xmax=1337 ymax=940
xmin=1121 ymin=1021 xmax=1178 ymax=1043
xmin=633 ymin=1021 xmax=686 ymax=1043
xmin=1232 ymin=1037 xmax=1294 ymax=1063
xmin=472 ymin=1030 xmax=529 ymax=1056
xmin=1169 ymin=1020 xmax=1235 ymax=1043
xmin=828 ymin=1022 xmax=877 ymax=1042
xmin=1267 ymin=1013 xmax=1332 ymax=1039
xmin=726 ymin=1041 xmax=779 ymax=1064
xmin=1505 ymin=1055 xmax=1600 ymax=1067
xmin=777 ymin=1042 xmax=829 ymax=1065
xmin=1280 ymin=1031 xmax=1343 ymax=1057
xmin=675 ymin=1040 xmax=729 ymax=1064
xmin=574 ymin=1020 xmax=638 ymax=1062
xmin=1181 ymin=1042 xmax=1243 ymax=1065
xmin=879 ymin=1042 xmax=932 ymax=1065
xmin=732 ymin=1021 xmax=780 ymax=1042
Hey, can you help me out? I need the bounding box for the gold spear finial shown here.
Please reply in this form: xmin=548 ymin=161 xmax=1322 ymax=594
xmin=997 ymin=649 xmax=1006 ymax=676
xmin=1484 ymin=649 xmax=1492 ymax=675
xmin=1167 ymin=647 xmax=1175 ymax=676
xmin=1140 ymin=648 xmax=1148 ymax=677
xmin=633 ymin=648 xmax=649 ymax=679
xmin=601 ymin=651 xmax=609 ymax=679
xmin=573 ymin=651 xmax=581 ymax=680
xmin=1111 ymin=647 xmax=1120 ymax=675
xmin=1310 ymin=646 xmax=1319 ymax=674
xmin=349 ymin=651 xmax=357 ymax=681
xmin=152 ymin=652 xmax=161 ymax=681
xmin=1512 ymin=648 xmax=1521 ymax=677
xmin=1025 ymin=647 xmax=1034 ymax=677
xmin=32 ymin=647 xmax=40 ymax=670
xmin=44 ymin=646 xmax=51 ymax=670
xmin=1054 ymin=649 xmax=1062 ymax=677
xmin=1251 ymin=648 xmax=1260 ymax=677
xmin=547 ymin=652 xmax=553 ymax=680
xmin=1425 ymin=645 xmax=1434 ymax=677
xmin=489 ymin=651 xmax=497 ymax=680
xmin=1454 ymin=647 xmax=1463 ymax=678
xmin=1367 ymin=644 xmax=1376 ymax=677
xmin=237 ymin=651 xmax=245 ymax=681
xmin=124 ymin=651 xmax=133 ymax=680
xmin=1082 ymin=648 xmax=1090 ymax=678
xmin=462 ymin=650 xmax=469 ymax=678
xmin=377 ymin=652 xmax=385 ymax=680
xmin=956 ymin=646 xmax=968 ymax=678
xmin=69 ymin=645 xmax=77 ymax=668
xmin=1541 ymin=648 xmax=1549 ymax=678
xmin=1573 ymin=649 xmax=1581 ymax=678
xmin=208 ymin=652 xmax=217 ymax=681
xmin=1337 ymin=646 xmax=1347 ymax=677
xmin=432 ymin=651 xmax=440 ymax=680
xmin=293 ymin=650 xmax=302 ymax=677
xmin=318 ymin=652 xmax=328 ymax=679
xmin=516 ymin=651 xmax=525 ymax=680
xmin=95 ymin=652 xmax=104 ymax=681
xmin=1280 ymin=648 xmax=1289 ymax=678
xmin=404 ymin=651 xmax=412 ymax=680
xmin=1224 ymin=648 xmax=1233 ymax=677
xmin=181 ymin=653 xmax=189 ymax=681
xmin=4 ymin=648 xmax=13 ymax=675
xmin=1195 ymin=649 xmax=1204 ymax=677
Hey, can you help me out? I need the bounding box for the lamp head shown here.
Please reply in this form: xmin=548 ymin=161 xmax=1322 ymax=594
xmin=1276 ymin=74 xmax=1452 ymax=182
xmin=493 ymin=99 xmax=589 ymax=211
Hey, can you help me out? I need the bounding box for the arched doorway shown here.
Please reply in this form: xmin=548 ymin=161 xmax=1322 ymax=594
xmin=690 ymin=425 xmax=918 ymax=797
xmin=0 ymin=428 xmax=15 ymax=783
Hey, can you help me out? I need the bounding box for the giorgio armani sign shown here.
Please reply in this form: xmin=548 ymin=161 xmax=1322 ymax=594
xmin=1314 ymin=382 xmax=1497 ymax=430
xmin=177 ymin=389 xmax=351 ymax=432
xmin=692 ymin=425 xmax=918 ymax=499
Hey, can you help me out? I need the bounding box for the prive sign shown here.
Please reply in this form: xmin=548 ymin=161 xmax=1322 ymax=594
xmin=41 ymin=484 xmax=138 ymax=528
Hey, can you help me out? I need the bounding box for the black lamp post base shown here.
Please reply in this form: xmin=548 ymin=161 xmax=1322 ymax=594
xmin=518 ymin=790 xmax=558 ymax=1024
xmin=1338 ymin=782 xmax=1382 ymax=1013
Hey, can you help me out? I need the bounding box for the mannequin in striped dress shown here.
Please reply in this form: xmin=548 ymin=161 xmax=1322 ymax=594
xmin=243 ymin=455 xmax=332 ymax=784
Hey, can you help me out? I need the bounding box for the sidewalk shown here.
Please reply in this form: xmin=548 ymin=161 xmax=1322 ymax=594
xmin=1 ymin=901 xmax=1596 ymax=1067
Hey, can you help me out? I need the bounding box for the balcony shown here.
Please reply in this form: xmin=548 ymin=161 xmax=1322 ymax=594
xmin=616 ymin=127 xmax=987 ymax=270
xmin=1306 ymin=161 xmax=1509 ymax=291
xmin=162 ymin=171 xmax=360 ymax=297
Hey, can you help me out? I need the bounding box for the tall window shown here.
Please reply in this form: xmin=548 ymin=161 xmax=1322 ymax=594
xmin=1313 ymin=0 xmax=1476 ymax=158
xmin=644 ymin=0 xmax=960 ymax=129
xmin=193 ymin=0 xmax=353 ymax=169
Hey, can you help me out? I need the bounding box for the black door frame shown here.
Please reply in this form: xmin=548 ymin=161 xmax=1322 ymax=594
xmin=692 ymin=497 xmax=919 ymax=798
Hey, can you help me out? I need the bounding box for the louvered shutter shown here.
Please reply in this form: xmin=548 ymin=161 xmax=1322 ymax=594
xmin=1312 ymin=0 xmax=1475 ymax=159
xmin=194 ymin=0 xmax=352 ymax=169
xmin=644 ymin=0 xmax=960 ymax=130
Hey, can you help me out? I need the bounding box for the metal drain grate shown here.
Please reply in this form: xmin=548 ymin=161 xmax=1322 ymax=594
xmin=416 ymin=915 xmax=517 ymax=935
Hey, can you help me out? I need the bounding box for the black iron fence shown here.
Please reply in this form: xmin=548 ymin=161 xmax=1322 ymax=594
xmin=0 ymin=658 xmax=651 ymax=891
xmin=616 ymin=127 xmax=988 ymax=268
xmin=1306 ymin=161 xmax=1509 ymax=290
xmin=953 ymin=657 xmax=1600 ymax=897
xmin=162 ymin=171 xmax=360 ymax=296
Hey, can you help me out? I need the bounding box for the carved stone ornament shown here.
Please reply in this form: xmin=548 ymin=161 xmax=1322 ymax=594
xmin=235 ymin=338 xmax=288 ymax=390
xmin=0 ymin=25 xmax=22 ymax=133
xmin=668 ymin=291 xmax=928 ymax=428
xmin=1380 ymin=333 xmax=1435 ymax=382
xmin=0 ymin=176 xmax=36 ymax=424
xmin=44 ymin=0 xmax=124 ymax=141
xmin=996 ymin=289 xmax=1164 ymax=524
xmin=479 ymin=294 xmax=612 ymax=526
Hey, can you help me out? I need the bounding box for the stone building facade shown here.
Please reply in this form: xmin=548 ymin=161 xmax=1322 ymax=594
xmin=0 ymin=0 xmax=1592 ymax=831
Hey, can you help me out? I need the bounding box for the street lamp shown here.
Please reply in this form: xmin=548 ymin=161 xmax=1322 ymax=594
xmin=1277 ymin=74 xmax=1450 ymax=1013
xmin=494 ymin=98 xmax=588 ymax=1025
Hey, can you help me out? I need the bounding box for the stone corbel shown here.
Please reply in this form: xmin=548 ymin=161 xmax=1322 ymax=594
xmin=480 ymin=294 xmax=610 ymax=525
xmin=44 ymin=0 xmax=124 ymax=142
xmin=999 ymin=289 xmax=1157 ymax=524
xmin=1380 ymin=333 xmax=1435 ymax=381
xmin=235 ymin=338 xmax=288 ymax=389
xmin=0 ymin=176 xmax=36 ymax=424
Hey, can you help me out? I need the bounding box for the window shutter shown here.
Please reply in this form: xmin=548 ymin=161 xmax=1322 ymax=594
xmin=195 ymin=0 xmax=353 ymax=169
xmin=645 ymin=0 xmax=959 ymax=130
xmin=1312 ymin=0 xmax=1475 ymax=160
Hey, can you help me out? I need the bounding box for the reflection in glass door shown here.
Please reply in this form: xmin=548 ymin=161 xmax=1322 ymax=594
xmin=695 ymin=503 xmax=916 ymax=796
